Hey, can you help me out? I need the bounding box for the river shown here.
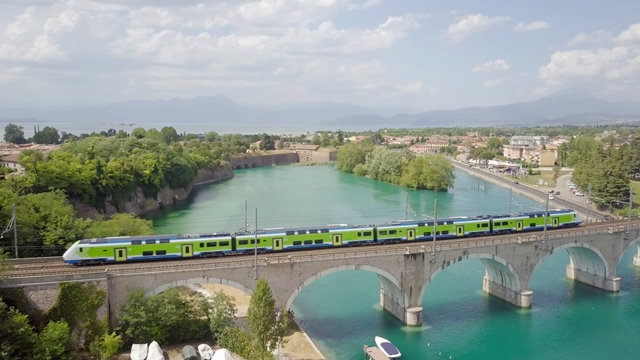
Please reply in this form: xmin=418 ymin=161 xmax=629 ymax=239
xmin=146 ymin=165 xmax=640 ymax=359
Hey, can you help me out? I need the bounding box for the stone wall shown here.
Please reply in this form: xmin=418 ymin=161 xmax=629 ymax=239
xmin=229 ymin=152 xmax=299 ymax=169
xmin=73 ymin=164 xmax=234 ymax=219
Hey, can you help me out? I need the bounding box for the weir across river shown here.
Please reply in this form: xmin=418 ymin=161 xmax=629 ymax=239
xmin=3 ymin=220 xmax=640 ymax=327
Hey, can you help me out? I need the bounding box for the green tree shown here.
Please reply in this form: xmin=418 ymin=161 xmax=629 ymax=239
xmin=205 ymin=131 xmax=220 ymax=143
xmin=3 ymin=123 xmax=26 ymax=144
xmin=207 ymin=291 xmax=237 ymax=339
xmin=0 ymin=298 xmax=36 ymax=359
xmin=400 ymin=154 xmax=455 ymax=190
xmin=335 ymin=142 xmax=367 ymax=173
xmin=38 ymin=320 xmax=74 ymax=360
xmin=247 ymin=278 xmax=289 ymax=356
xmin=83 ymin=214 xmax=154 ymax=238
xmin=32 ymin=126 xmax=60 ymax=144
xmin=311 ymin=133 xmax=321 ymax=145
xmin=259 ymin=133 xmax=275 ymax=151
xmin=131 ymin=127 xmax=147 ymax=139
xmin=337 ymin=130 xmax=344 ymax=145
xmin=0 ymin=250 xmax=11 ymax=278
xmin=184 ymin=133 xmax=200 ymax=141
xmin=160 ymin=126 xmax=180 ymax=145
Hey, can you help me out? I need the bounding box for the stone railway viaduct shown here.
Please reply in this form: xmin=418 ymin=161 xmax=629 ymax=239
xmin=3 ymin=222 xmax=640 ymax=327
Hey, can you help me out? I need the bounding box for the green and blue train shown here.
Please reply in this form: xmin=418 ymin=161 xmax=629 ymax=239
xmin=62 ymin=209 xmax=582 ymax=265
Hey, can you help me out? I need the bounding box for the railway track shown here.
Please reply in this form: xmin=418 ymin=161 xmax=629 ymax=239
xmin=4 ymin=219 xmax=637 ymax=279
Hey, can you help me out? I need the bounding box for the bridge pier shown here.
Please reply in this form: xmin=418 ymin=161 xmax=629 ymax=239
xmin=482 ymin=276 xmax=532 ymax=307
xmin=566 ymin=265 xmax=620 ymax=291
xmin=633 ymin=246 xmax=640 ymax=267
xmin=379 ymin=288 xmax=422 ymax=326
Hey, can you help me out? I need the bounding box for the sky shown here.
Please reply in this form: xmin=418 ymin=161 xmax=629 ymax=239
xmin=1 ymin=0 xmax=640 ymax=111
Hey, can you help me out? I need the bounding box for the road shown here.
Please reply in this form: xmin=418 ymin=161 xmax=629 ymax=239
xmin=451 ymin=161 xmax=606 ymax=220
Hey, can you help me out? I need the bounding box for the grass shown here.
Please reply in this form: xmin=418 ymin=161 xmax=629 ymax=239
xmin=517 ymin=170 xmax=572 ymax=188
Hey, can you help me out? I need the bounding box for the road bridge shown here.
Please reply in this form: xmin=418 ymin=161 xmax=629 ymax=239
xmin=2 ymin=220 xmax=640 ymax=328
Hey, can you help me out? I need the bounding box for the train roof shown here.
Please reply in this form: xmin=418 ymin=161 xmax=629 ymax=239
xmin=78 ymin=232 xmax=232 ymax=244
xmin=238 ymin=223 xmax=373 ymax=236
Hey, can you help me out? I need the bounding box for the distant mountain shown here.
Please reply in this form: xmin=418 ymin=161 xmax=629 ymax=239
xmin=2 ymin=89 xmax=639 ymax=130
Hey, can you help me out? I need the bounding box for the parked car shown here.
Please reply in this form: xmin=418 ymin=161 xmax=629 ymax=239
xmin=554 ymin=191 xmax=560 ymax=195
xmin=548 ymin=195 xmax=555 ymax=200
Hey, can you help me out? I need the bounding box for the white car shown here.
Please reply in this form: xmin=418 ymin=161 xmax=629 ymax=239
xmin=574 ymin=192 xmax=583 ymax=197
xmin=548 ymin=195 xmax=555 ymax=200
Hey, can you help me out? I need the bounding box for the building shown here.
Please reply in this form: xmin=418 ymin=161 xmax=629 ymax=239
xmin=510 ymin=136 xmax=548 ymax=147
xmin=1 ymin=153 xmax=23 ymax=173
xmin=289 ymin=143 xmax=320 ymax=162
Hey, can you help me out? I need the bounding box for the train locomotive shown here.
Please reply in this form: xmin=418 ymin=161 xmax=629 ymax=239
xmin=62 ymin=209 xmax=581 ymax=265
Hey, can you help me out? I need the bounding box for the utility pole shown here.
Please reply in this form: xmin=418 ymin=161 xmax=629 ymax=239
xmin=13 ymin=204 xmax=17 ymax=258
xmin=253 ymin=208 xmax=258 ymax=280
xmin=244 ymin=200 xmax=248 ymax=232
xmin=432 ymin=199 xmax=438 ymax=256
xmin=405 ymin=192 xmax=409 ymax=220
xmin=628 ymin=187 xmax=634 ymax=235
xmin=509 ymin=188 xmax=512 ymax=213
xmin=587 ymin=183 xmax=592 ymax=223
xmin=543 ymin=195 xmax=549 ymax=242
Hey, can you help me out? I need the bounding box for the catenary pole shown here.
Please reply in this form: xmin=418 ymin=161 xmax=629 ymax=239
xmin=544 ymin=195 xmax=549 ymax=241
xmin=628 ymin=188 xmax=634 ymax=234
xmin=432 ymin=199 xmax=438 ymax=255
xmin=13 ymin=204 xmax=18 ymax=258
xmin=253 ymin=208 xmax=258 ymax=280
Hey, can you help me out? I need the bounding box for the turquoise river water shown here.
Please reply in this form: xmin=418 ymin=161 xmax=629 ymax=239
xmin=146 ymin=165 xmax=640 ymax=360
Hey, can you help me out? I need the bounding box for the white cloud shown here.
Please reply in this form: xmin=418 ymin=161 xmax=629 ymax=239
xmin=444 ymin=14 xmax=510 ymax=43
xmin=567 ymin=30 xmax=611 ymax=46
xmin=484 ymin=78 xmax=502 ymax=88
xmin=615 ymin=23 xmax=640 ymax=43
xmin=395 ymin=81 xmax=423 ymax=93
xmin=472 ymin=59 xmax=510 ymax=72
xmin=513 ymin=21 xmax=550 ymax=32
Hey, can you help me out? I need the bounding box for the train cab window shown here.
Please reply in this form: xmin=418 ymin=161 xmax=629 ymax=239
xmin=156 ymin=250 xmax=166 ymax=255
xmin=482 ymin=223 xmax=488 ymax=228
xmin=379 ymin=230 xmax=388 ymax=235
xmin=363 ymin=231 xmax=372 ymax=236
xmin=389 ymin=230 xmax=397 ymax=235
xmin=309 ymin=229 xmax=318 ymax=234
xmin=206 ymin=242 xmax=216 ymax=247
xmin=442 ymin=230 xmax=449 ymax=235
xmin=145 ymin=239 xmax=156 ymax=244
xmin=314 ymin=239 xmax=323 ymax=244
xmin=304 ymin=240 xmax=313 ymax=245
xmin=219 ymin=241 xmax=229 ymax=246
xmin=131 ymin=240 xmax=142 ymax=245
xmin=286 ymin=231 xmax=295 ymax=235
xmin=79 ymin=247 xmax=83 ymax=252
xmin=143 ymin=251 xmax=153 ymax=256
xmin=321 ymin=229 xmax=329 ymax=233
xmin=423 ymin=232 xmax=431 ymax=236
xmin=159 ymin=238 xmax=170 ymax=244
xmin=297 ymin=230 xmax=307 ymax=234
xmin=239 ymin=240 xmax=248 ymax=245
xmin=293 ymin=241 xmax=302 ymax=246
xmin=417 ymin=222 xmax=425 ymax=227
xmin=200 ymin=243 xmax=204 ymax=248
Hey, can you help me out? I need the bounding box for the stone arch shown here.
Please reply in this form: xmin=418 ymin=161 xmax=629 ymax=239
xmin=528 ymin=242 xmax=608 ymax=289
xmin=252 ymin=163 xmax=257 ymax=167
xmin=617 ymin=232 xmax=640 ymax=268
xmin=244 ymin=164 xmax=249 ymax=168
xmin=418 ymin=253 xmax=520 ymax=305
xmin=235 ymin=165 xmax=242 ymax=170
xmin=285 ymin=265 xmax=403 ymax=309
xmin=145 ymin=277 xmax=253 ymax=298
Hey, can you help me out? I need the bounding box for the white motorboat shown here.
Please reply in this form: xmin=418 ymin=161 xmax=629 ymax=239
xmin=375 ymin=336 xmax=401 ymax=358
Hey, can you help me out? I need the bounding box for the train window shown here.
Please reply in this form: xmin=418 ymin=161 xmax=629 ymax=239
xmin=321 ymin=229 xmax=329 ymax=233
xmin=298 ymin=230 xmax=307 ymax=234
xmin=389 ymin=230 xmax=397 ymax=235
xmin=379 ymin=230 xmax=388 ymax=235
xmin=131 ymin=240 xmax=142 ymax=245
xmin=304 ymin=240 xmax=313 ymax=245
xmin=293 ymin=241 xmax=302 ymax=246
xmin=417 ymin=222 xmax=425 ymax=227
xmin=314 ymin=239 xmax=323 ymax=244
xmin=309 ymin=229 xmax=318 ymax=234
xmin=477 ymin=224 xmax=480 ymax=228
xmin=364 ymin=231 xmax=372 ymax=236
xmin=286 ymin=231 xmax=295 ymax=235
xmin=143 ymin=251 xmax=153 ymax=256
xmin=239 ymin=240 xmax=249 ymax=245
xmin=145 ymin=239 xmax=156 ymax=244
xmin=442 ymin=230 xmax=449 ymax=235
xmin=482 ymin=223 xmax=488 ymax=228
xmin=159 ymin=238 xmax=170 ymax=244
xmin=423 ymin=232 xmax=431 ymax=236
xmin=530 ymin=223 xmax=536 ymax=227
xmin=79 ymin=247 xmax=83 ymax=252
xmin=426 ymin=222 xmax=434 ymax=226
xmin=437 ymin=221 xmax=444 ymax=225
xmin=529 ymin=215 xmax=535 ymax=218
xmin=219 ymin=241 xmax=229 ymax=246
xmin=200 ymin=243 xmax=204 ymax=248
xmin=250 ymin=239 xmax=256 ymax=244
xmin=504 ymin=221 xmax=509 ymax=226
xmin=156 ymin=250 xmax=166 ymax=255
xmin=436 ymin=231 xmax=441 ymax=235
xmin=207 ymin=242 xmax=216 ymax=247
xmin=447 ymin=221 xmax=454 ymax=225
xmin=358 ymin=232 xmax=362 ymax=236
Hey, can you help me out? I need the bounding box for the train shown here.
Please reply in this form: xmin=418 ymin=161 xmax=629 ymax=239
xmin=62 ymin=209 xmax=582 ymax=265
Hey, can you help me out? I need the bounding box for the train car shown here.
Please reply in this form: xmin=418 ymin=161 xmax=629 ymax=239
xmin=249 ymin=224 xmax=376 ymax=251
xmin=63 ymin=232 xmax=233 ymax=265
xmin=376 ymin=216 xmax=493 ymax=243
xmin=491 ymin=209 xmax=581 ymax=234
xmin=234 ymin=230 xmax=272 ymax=254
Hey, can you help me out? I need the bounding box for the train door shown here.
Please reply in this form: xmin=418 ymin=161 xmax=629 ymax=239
xmin=332 ymin=234 xmax=342 ymax=246
xmin=182 ymin=244 xmax=193 ymax=258
xmin=516 ymin=221 xmax=523 ymax=231
xmin=115 ymin=248 xmax=127 ymax=262
xmin=456 ymin=225 xmax=464 ymax=237
xmin=407 ymin=229 xmax=416 ymax=241
xmin=273 ymin=238 xmax=283 ymax=251
xmin=552 ymin=217 xmax=559 ymax=228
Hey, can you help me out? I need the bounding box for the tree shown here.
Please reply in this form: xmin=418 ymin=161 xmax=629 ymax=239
xmin=32 ymin=126 xmax=60 ymax=144
xmin=160 ymin=126 xmax=180 ymax=145
xmin=184 ymin=133 xmax=200 ymax=141
xmin=336 ymin=130 xmax=344 ymax=145
xmin=89 ymin=332 xmax=122 ymax=360
xmin=401 ymin=154 xmax=455 ymax=190
xmin=207 ymin=291 xmax=237 ymax=339
xmin=311 ymin=133 xmax=321 ymax=146
xmin=259 ymin=133 xmax=275 ymax=151
xmin=0 ymin=250 xmax=11 ymax=279
xmin=131 ymin=127 xmax=146 ymax=139
xmin=204 ymin=131 xmax=220 ymax=143
xmin=246 ymin=278 xmax=289 ymax=356
xmin=38 ymin=320 xmax=74 ymax=360
xmin=4 ymin=123 xmax=26 ymax=144
xmin=335 ymin=142 xmax=367 ymax=173
xmin=83 ymin=214 xmax=154 ymax=238
xmin=0 ymin=298 xmax=36 ymax=359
